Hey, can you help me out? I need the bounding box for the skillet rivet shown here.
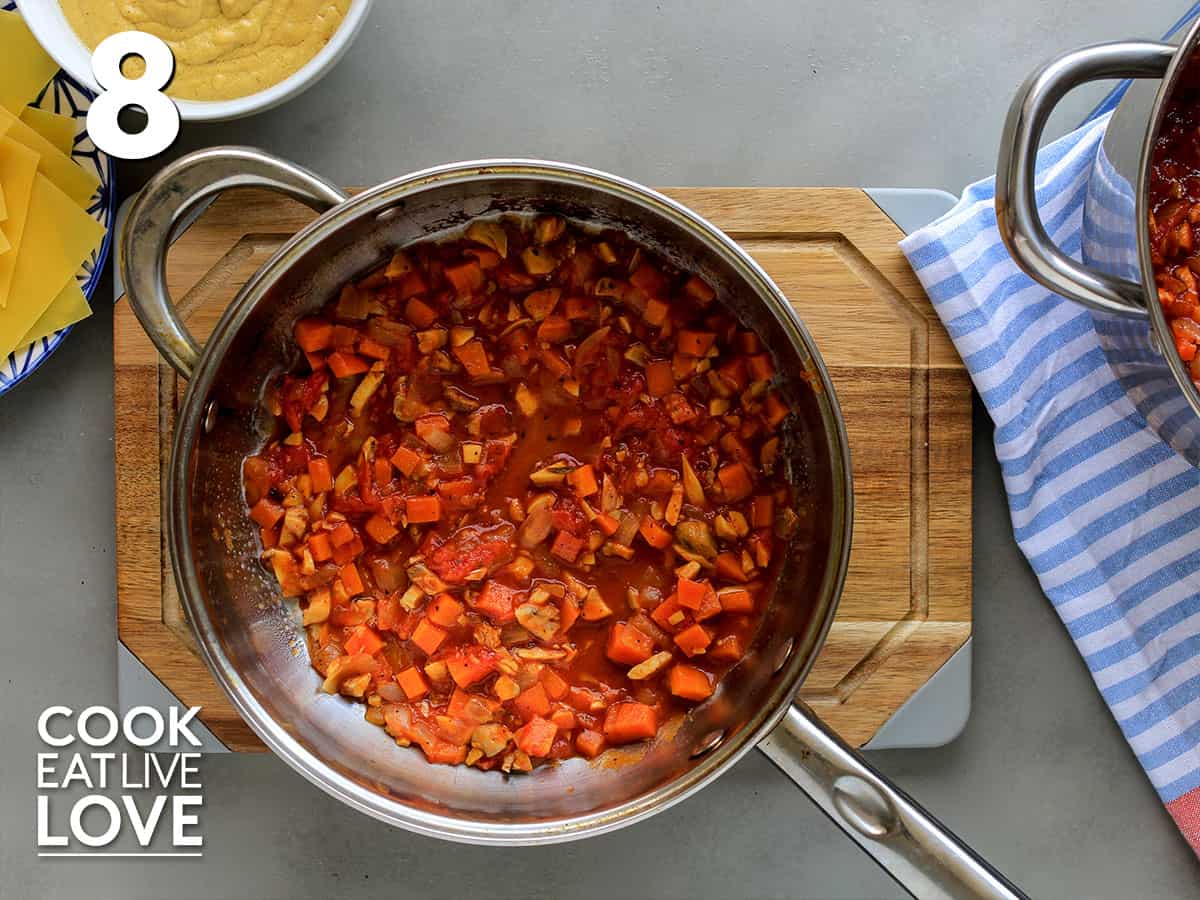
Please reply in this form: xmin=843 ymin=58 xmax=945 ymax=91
xmin=773 ymin=638 xmax=795 ymax=674
xmin=691 ymin=730 xmax=725 ymax=759
xmin=375 ymin=207 xmax=402 ymax=224
xmin=203 ymin=400 xmax=219 ymax=434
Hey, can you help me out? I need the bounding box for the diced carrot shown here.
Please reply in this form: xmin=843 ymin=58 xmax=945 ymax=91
xmin=427 ymin=593 xmax=464 ymax=627
xmin=683 ymin=275 xmax=716 ymax=305
xmin=643 ymin=297 xmax=669 ymax=326
xmin=630 ymin=264 xmax=669 ymax=297
xmin=307 ymin=458 xmax=333 ymax=493
xmin=720 ymin=432 xmax=754 ymax=465
xmin=331 ymin=535 xmax=364 ymax=566
xmin=294 ymin=317 xmax=334 ymax=352
xmin=676 ymin=576 xmax=713 ymax=611
xmin=717 ymin=462 xmax=754 ymax=502
xmin=249 ymin=498 xmax=284 ymax=529
xmin=445 ymin=260 xmax=484 ymax=295
xmin=672 ymin=352 xmax=696 ymax=380
xmin=541 ymin=668 xmax=569 ymax=700
xmin=514 ymin=716 xmax=558 ymax=757
xmin=331 ymin=325 xmax=359 ymax=349
xmin=523 ymin=287 xmax=561 ymax=320
xmin=396 ymin=666 xmax=428 ymax=700
xmin=327 ymin=351 xmax=369 ymax=379
xmin=645 ymin=359 xmax=675 ymax=397
xmin=594 ymin=512 xmax=620 ymax=536
xmin=397 ymin=270 xmax=428 ymax=301
xmin=551 ymin=530 xmax=584 ymax=563
xmin=405 ymin=296 xmax=438 ymax=328
xmin=452 ymin=339 xmax=491 ymax=377
xmin=709 ymin=633 xmax=744 ymax=663
xmin=1177 ymin=335 xmax=1198 ymax=362
xmin=751 ymin=495 xmax=775 ymax=529
xmin=472 ymin=580 xmax=521 ymax=624
xmin=364 ymin=514 xmax=399 ymax=544
xmin=694 ymin=588 xmax=722 ymax=622
xmin=764 ymin=392 xmax=789 ymax=428
xmin=718 ymin=358 xmax=749 ymax=392
xmin=304 ymin=350 xmax=327 ymax=371
xmin=738 ymin=331 xmax=761 ymax=353
xmin=603 ymin=701 xmax=657 ymax=745
xmin=374 ymin=457 xmax=393 ymax=487
xmin=638 ymin=515 xmax=673 ymax=549
xmin=677 ymin=330 xmax=716 ymax=357
xmin=674 ymin=623 xmax=712 ymax=657
xmin=465 ymin=247 xmax=501 ymax=269
xmin=344 ymin=625 xmax=384 ymax=656
xmin=513 ymin=682 xmax=552 ymax=720
xmin=576 ymin=728 xmax=606 ymax=758
xmin=564 ymin=296 xmax=597 ymax=320
xmin=650 ymin=594 xmax=689 ymax=632
xmin=330 ymin=522 xmax=356 ymax=547
xmin=567 ymin=464 xmax=598 ymax=498
xmin=406 ymin=495 xmax=443 ymax=524
xmin=747 ymin=353 xmax=775 ymax=381
xmin=718 ymin=587 xmax=755 ymax=614
xmin=606 ymin=622 xmax=654 ymax=665
xmin=356 ymin=338 xmax=389 ymax=363
xmin=715 ymin=551 xmax=748 ymax=583
xmin=411 ymin=618 xmax=448 ymax=655
xmin=536 ymin=314 xmax=572 ymax=344
xmin=446 ymin=646 xmax=497 ymax=687
xmin=558 ymin=597 xmax=580 ymax=635
xmin=539 ymin=347 xmax=572 ymax=378
xmin=550 ymin=708 xmax=576 ymax=731
xmin=390 ymin=445 xmax=423 ymax=477
xmin=260 ymin=526 xmax=278 ymax=549
xmin=668 ymin=664 xmax=714 ymax=700
xmin=308 ymin=531 xmax=333 ymax=563
xmin=338 ymin=562 xmax=365 ymax=596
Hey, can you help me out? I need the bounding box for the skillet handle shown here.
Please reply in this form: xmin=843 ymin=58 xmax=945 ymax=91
xmin=759 ymin=703 xmax=1028 ymax=900
xmin=120 ymin=146 xmax=349 ymax=378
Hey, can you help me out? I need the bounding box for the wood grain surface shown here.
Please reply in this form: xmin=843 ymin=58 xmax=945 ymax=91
xmin=114 ymin=187 xmax=972 ymax=751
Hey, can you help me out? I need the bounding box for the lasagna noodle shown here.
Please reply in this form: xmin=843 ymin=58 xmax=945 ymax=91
xmin=0 ymin=172 xmax=104 ymax=359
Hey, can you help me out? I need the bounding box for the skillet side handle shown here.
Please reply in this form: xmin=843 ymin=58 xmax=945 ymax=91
xmin=759 ymin=703 xmax=1028 ymax=900
xmin=995 ymin=41 xmax=1175 ymax=318
xmin=120 ymin=146 xmax=349 ymax=378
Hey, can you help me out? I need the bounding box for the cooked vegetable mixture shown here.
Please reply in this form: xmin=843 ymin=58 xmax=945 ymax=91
xmin=1152 ymin=55 xmax=1200 ymax=378
xmin=243 ymin=214 xmax=799 ymax=771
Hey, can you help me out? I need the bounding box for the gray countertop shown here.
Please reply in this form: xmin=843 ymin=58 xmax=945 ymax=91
xmin=4 ymin=1 xmax=1200 ymax=897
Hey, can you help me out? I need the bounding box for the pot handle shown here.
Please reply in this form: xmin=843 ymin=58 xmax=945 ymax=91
xmin=995 ymin=41 xmax=1175 ymax=318
xmin=120 ymin=146 xmax=349 ymax=378
xmin=759 ymin=703 xmax=1028 ymax=900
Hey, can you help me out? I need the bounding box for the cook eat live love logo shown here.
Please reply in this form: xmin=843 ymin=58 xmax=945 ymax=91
xmin=36 ymin=705 xmax=205 ymax=857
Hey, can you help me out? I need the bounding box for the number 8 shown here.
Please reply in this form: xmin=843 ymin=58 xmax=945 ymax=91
xmin=86 ymin=31 xmax=180 ymax=160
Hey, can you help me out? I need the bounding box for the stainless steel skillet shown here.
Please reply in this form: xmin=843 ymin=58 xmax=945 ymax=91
xmin=122 ymin=147 xmax=1024 ymax=899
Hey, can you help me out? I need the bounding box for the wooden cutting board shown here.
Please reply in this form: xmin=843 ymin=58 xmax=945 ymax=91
xmin=114 ymin=187 xmax=972 ymax=752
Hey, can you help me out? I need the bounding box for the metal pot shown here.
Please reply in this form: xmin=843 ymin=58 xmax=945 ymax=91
xmin=996 ymin=21 xmax=1200 ymax=463
xmin=122 ymin=147 xmax=1022 ymax=899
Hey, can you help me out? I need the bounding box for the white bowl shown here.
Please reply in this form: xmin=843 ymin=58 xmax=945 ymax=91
xmin=14 ymin=0 xmax=374 ymax=121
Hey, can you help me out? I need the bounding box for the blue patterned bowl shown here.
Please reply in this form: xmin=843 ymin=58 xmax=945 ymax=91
xmin=0 ymin=1 xmax=116 ymax=395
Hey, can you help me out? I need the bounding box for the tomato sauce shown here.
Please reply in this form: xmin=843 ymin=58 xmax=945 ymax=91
xmin=1151 ymin=54 xmax=1200 ymax=376
xmin=243 ymin=213 xmax=800 ymax=772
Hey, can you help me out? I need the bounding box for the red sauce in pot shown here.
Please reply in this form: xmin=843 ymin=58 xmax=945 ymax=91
xmin=242 ymin=214 xmax=801 ymax=771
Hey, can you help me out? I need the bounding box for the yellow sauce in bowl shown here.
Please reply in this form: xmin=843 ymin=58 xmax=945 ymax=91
xmin=58 ymin=0 xmax=351 ymax=101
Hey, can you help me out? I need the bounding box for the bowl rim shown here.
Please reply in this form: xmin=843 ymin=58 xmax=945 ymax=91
xmin=166 ymin=157 xmax=854 ymax=844
xmin=14 ymin=0 xmax=374 ymax=122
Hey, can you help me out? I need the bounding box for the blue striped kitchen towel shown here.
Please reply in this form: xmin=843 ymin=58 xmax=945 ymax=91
xmin=898 ymin=112 xmax=1200 ymax=852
